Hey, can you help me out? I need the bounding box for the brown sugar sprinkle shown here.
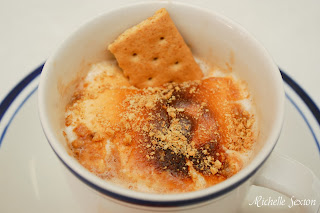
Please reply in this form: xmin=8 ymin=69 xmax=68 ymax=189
xmin=66 ymin=74 xmax=256 ymax=188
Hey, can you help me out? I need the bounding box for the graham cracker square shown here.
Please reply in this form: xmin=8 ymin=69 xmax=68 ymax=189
xmin=108 ymin=8 xmax=203 ymax=88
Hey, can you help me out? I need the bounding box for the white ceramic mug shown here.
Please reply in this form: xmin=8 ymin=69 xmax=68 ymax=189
xmin=38 ymin=1 xmax=320 ymax=212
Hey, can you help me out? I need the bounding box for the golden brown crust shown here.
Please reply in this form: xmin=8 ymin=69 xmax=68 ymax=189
xmin=65 ymin=62 xmax=256 ymax=193
xmin=108 ymin=8 xmax=203 ymax=88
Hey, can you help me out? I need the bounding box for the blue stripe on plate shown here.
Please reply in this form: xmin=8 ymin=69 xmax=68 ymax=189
xmin=0 ymin=63 xmax=43 ymax=123
xmin=286 ymin=94 xmax=320 ymax=152
xmin=280 ymin=69 xmax=320 ymax=126
xmin=0 ymin=65 xmax=319 ymax=206
xmin=1 ymin=66 xmax=319 ymax=136
xmin=0 ymin=87 xmax=38 ymax=146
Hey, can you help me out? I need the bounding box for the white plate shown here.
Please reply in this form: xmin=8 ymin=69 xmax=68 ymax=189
xmin=0 ymin=65 xmax=319 ymax=213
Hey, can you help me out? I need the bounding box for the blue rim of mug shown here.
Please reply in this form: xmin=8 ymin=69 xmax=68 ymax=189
xmin=0 ymin=64 xmax=319 ymax=207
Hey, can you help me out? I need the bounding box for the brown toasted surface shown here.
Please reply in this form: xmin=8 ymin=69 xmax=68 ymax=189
xmin=65 ymin=61 xmax=256 ymax=193
xmin=108 ymin=8 xmax=203 ymax=88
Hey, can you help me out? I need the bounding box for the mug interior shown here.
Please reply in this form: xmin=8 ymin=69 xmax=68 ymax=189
xmin=38 ymin=1 xmax=284 ymax=205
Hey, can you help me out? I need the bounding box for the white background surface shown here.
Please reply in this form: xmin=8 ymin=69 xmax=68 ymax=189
xmin=0 ymin=0 xmax=319 ymax=106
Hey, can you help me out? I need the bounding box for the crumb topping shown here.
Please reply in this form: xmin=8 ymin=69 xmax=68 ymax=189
xmin=64 ymin=61 xmax=256 ymax=193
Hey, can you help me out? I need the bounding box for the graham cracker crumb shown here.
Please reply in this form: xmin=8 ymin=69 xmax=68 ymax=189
xmin=65 ymin=60 xmax=256 ymax=191
xmin=124 ymin=134 xmax=132 ymax=145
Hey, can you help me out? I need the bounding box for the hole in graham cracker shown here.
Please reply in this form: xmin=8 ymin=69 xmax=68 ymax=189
xmin=171 ymin=61 xmax=182 ymax=72
xmin=160 ymin=37 xmax=164 ymax=40
xmin=148 ymin=77 xmax=153 ymax=81
xmin=153 ymin=57 xmax=158 ymax=61
xmin=131 ymin=53 xmax=139 ymax=62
